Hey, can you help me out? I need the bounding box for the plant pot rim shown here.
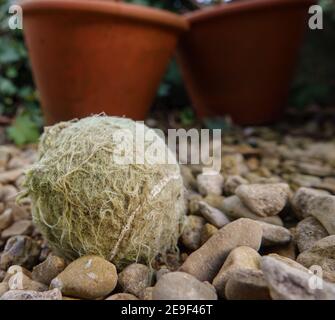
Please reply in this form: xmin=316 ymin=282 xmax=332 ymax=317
xmin=185 ymin=0 xmax=316 ymax=23
xmin=20 ymin=0 xmax=189 ymax=32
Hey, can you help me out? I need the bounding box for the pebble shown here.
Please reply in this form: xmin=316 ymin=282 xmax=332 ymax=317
xmin=297 ymin=236 xmax=335 ymax=274
xmin=262 ymin=241 xmax=297 ymax=260
xmin=181 ymin=215 xmax=205 ymax=251
xmin=261 ymin=256 xmax=335 ymax=300
xmin=141 ymin=286 xmax=154 ymax=300
xmin=156 ymin=267 xmax=170 ymax=281
xmin=255 ymin=221 xmax=292 ymax=247
xmin=200 ymin=223 xmax=218 ymax=245
xmin=245 ymin=173 xmax=282 ymax=185
xmin=291 ymin=187 xmax=328 ymax=219
xmin=267 ymin=253 xmax=308 ymax=272
xmin=296 ymin=217 xmax=328 ymax=252
xmin=1 ymin=185 xmax=18 ymax=202
xmin=180 ymin=165 xmax=197 ymax=190
xmin=221 ymin=195 xmax=284 ymax=226
xmin=0 ymin=288 xmax=62 ymax=300
xmin=50 ymin=255 xmax=118 ymax=299
xmin=307 ymin=194 xmax=335 ymax=235
xmin=261 ymin=157 xmax=280 ymax=171
xmin=212 ymin=246 xmax=261 ymax=298
xmin=235 ymin=183 xmax=290 ymax=217
xmin=152 ymin=272 xmax=217 ymax=300
xmin=221 ymin=154 xmax=248 ymax=176
xmin=106 ymin=293 xmax=139 ymax=300
xmin=6 ymin=265 xmax=32 ymax=280
xmin=305 ymin=142 xmax=335 ymax=164
xmin=32 ymin=255 xmax=66 ymax=285
xmin=319 ymin=177 xmax=335 ymax=194
xmin=0 ymin=147 xmax=10 ymax=168
xmin=7 ymin=202 xmax=31 ymax=221
xmin=198 ymin=201 xmax=230 ymax=228
xmin=7 ymin=156 xmax=30 ymax=170
xmin=290 ymin=173 xmax=322 ymax=188
xmin=223 ymin=175 xmax=249 ymax=195
xmin=179 ymin=218 xmax=262 ymax=282
xmin=297 ymin=162 xmax=333 ymax=177
xmin=0 ymin=208 xmax=13 ymax=231
xmin=0 ymin=269 xmax=5 ymax=281
xmin=246 ymin=157 xmax=260 ymax=171
xmin=1 ymin=220 xmax=33 ymax=239
xmin=0 ymin=235 xmax=40 ymax=270
xmin=225 ymin=269 xmax=271 ymax=300
xmin=197 ymin=172 xmax=224 ymax=196
xmin=118 ymin=263 xmax=151 ymax=297
xmin=8 ymin=272 xmax=48 ymax=291
xmin=0 ymin=169 xmax=24 ymax=184
xmin=0 ymin=282 xmax=9 ymax=297
xmin=203 ymin=193 xmax=225 ymax=210
xmin=187 ymin=193 xmax=202 ymax=215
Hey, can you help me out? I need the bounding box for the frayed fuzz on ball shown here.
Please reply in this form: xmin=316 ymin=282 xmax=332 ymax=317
xmin=23 ymin=116 xmax=185 ymax=269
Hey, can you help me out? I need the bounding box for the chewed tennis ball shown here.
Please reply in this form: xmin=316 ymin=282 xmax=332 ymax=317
xmin=23 ymin=116 xmax=185 ymax=269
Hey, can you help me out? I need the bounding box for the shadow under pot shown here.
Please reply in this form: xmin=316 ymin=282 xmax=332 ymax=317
xmin=21 ymin=0 xmax=189 ymax=125
xmin=177 ymin=0 xmax=315 ymax=125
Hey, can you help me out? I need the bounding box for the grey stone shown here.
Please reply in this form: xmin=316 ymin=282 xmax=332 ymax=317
xmin=223 ymin=175 xmax=249 ymax=195
xmin=225 ymin=269 xmax=271 ymax=300
xmin=197 ymin=172 xmax=224 ymax=196
xmin=1 ymin=220 xmax=33 ymax=239
xmin=8 ymin=272 xmax=48 ymax=292
xmin=1 ymin=288 xmax=62 ymax=300
xmin=308 ymin=195 xmax=335 ymax=235
xmin=296 ymin=217 xmax=328 ymax=252
xmin=118 ymin=263 xmax=151 ymax=297
xmin=235 ymin=183 xmax=290 ymax=217
xmin=198 ymin=201 xmax=230 ymax=228
xmin=212 ymin=246 xmax=261 ymax=298
xmin=256 ymin=221 xmax=292 ymax=247
xmin=291 ymin=187 xmax=329 ymax=219
xmin=32 ymin=255 xmax=66 ymax=285
xmin=179 ymin=218 xmax=262 ymax=282
xmin=50 ymin=255 xmax=118 ymax=299
xmin=297 ymin=236 xmax=335 ymax=274
xmin=0 ymin=209 xmax=13 ymax=231
xmin=261 ymin=256 xmax=335 ymax=300
xmin=106 ymin=293 xmax=139 ymax=300
xmin=181 ymin=215 xmax=205 ymax=251
xmin=221 ymin=196 xmax=283 ymax=226
xmin=200 ymin=223 xmax=218 ymax=245
xmin=152 ymin=272 xmax=217 ymax=300
xmin=0 ymin=236 xmax=40 ymax=270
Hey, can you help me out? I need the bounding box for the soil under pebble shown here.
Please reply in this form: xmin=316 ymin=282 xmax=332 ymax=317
xmin=1 ymin=107 xmax=335 ymax=300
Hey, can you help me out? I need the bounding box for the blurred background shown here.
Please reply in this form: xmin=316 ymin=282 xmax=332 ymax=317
xmin=0 ymin=0 xmax=334 ymax=145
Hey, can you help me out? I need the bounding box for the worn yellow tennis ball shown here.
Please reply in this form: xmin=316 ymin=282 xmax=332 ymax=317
xmin=23 ymin=116 xmax=185 ymax=269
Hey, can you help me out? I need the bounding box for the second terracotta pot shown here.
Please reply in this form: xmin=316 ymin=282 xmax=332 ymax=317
xmin=21 ymin=0 xmax=188 ymax=124
xmin=177 ymin=0 xmax=315 ymax=125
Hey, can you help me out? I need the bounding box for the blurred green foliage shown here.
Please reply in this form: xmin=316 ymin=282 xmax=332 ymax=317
xmin=290 ymin=0 xmax=335 ymax=108
xmin=7 ymin=109 xmax=41 ymax=145
xmin=0 ymin=0 xmax=334 ymax=145
xmin=0 ymin=0 xmax=42 ymax=144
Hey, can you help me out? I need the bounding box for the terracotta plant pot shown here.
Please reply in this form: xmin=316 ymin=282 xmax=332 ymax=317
xmin=177 ymin=0 xmax=315 ymax=125
xmin=21 ymin=0 xmax=188 ymax=124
